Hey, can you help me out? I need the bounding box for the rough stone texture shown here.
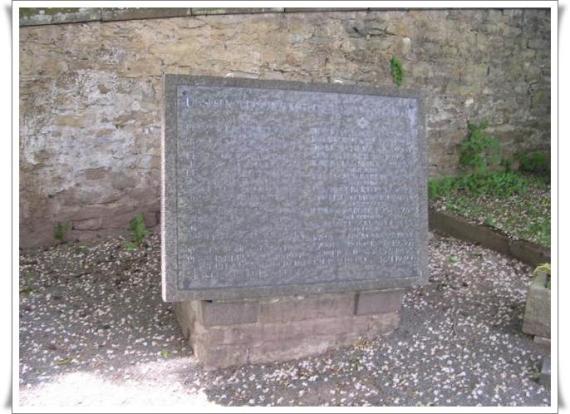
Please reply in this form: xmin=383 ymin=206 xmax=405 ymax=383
xmin=539 ymin=356 xmax=551 ymax=390
xmin=19 ymin=9 xmax=551 ymax=248
xmin=355 ymin=289 xmax=405 ymax=315
xmin=522 ymin=272 xmax=551 ymax=338
xmin=176 ymin=291 xmax=401 ymax=369
xmin=198 ymin=300 xmax=259 ymax=327
xmin=257 ymin=293 xmax=355 ymax=323
xmin=533 ymin=336 xmax=551 ymax=354
xmin=162 ymin=76 xmax=428 ymax=301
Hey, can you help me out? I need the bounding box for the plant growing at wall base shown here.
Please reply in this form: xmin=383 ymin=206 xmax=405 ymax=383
xmin=459 ymin=121 xmax=501 ymax=174
xmin=517 ymin=150 xmax=550 ymax=182
xmin=428 ymin=171 xmax=528 ymax=200
xmin=54 ymin=222 xmax=71 ymax=243
xmin=126 ymin=213 xmax=150 ymax=250
xmin=390 ymin=56 xmax=404 ymax=87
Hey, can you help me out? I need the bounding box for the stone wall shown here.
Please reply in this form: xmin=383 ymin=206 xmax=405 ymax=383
xmin=19 ymin=8 xmax=551 ymax=248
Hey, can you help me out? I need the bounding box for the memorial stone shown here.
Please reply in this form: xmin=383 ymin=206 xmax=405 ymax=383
xmin=162 ymin=75 xmax=428 ymax=302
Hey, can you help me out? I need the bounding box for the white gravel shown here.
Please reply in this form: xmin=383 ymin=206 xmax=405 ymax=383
xmin=19 ymin=232 xmax=551 ymax=408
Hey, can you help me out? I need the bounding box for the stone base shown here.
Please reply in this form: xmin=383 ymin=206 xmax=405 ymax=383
xmin=175 ymin=289 xmax=404 ymax=369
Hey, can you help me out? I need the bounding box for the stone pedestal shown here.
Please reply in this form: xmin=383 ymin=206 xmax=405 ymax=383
xmin=176 ymin=289 xmax=404 ymax=369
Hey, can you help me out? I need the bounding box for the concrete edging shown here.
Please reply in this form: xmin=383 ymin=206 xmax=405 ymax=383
xmin=428 ymin=208 xmax=550 ymax=267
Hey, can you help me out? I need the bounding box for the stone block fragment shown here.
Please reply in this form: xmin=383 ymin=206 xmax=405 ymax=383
xmin=355 ymin=289 xmax=404 ymax=315
xmin=522 ymin=272 xmax=551 ymax=338
xmin=198 ymin=300 xmax=259 ymax=327
xmin=258 ymin=293 xmax=355 ymax=323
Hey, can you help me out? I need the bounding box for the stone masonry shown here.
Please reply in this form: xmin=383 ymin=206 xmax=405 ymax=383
xmin=175 ymin=289 xmax=404 ymax=369
xmin=19 ymin=9 xmax=551 ymax=248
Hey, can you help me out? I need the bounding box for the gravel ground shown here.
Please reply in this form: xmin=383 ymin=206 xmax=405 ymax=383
xmin=18 ymin=232 xmax=551 ymax=408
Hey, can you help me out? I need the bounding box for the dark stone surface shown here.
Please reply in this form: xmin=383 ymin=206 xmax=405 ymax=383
xmin=510 ymin=239 xmax=550 ymax=267
xmin=162 ymin=75 xmax=428 ymax=301
xmin=429 ymin=208 xmax=550 ymax=267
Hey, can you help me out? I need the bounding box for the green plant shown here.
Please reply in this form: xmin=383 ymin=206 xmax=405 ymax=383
xmin=459 ymin=122 xmax=501 ymax=174
xmin=390 ymin=56 xmax=404 ymax=87
xmin=457 ymin=171 xmax=528 ymax=197
xmin=54 ymin=222 xmax=71 ymax=243
xmin=126 ymin=213 xmax=149 ymax=250
xmin=428 ymin=176 xmax=458 ymax=200
xmin=501 ymin=157 xmax=513 ymax=172
xmin=527 ymin=219 xmax=550 ymax=247
xmin=517 ymin=151 xmax=550 ymax=180
xmin=428 ymin=171 xmax=528 ymax=200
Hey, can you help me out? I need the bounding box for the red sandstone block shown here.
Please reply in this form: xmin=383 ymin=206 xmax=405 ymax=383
xmin=198 ymin=299 xmax=259 ymax=327
xmin=192 ymin=312 xmax=400 ymax=347
xmin=355 ymin=289 xmax=404 ymax=315
xmin=258 ymin=293 xmax=355 ymax=323
xmin=174 ymin=301 xmax=195 ymax=339
xmin=191 ymin=312 xmax=400 ymax=369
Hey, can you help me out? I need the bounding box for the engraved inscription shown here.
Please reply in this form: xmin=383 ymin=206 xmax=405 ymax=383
xmin=174 ymin=85 xmax=423 ymax=291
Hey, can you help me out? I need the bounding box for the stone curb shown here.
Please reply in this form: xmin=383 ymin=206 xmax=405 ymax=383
xmin=428 ymin=208 xmax=550 ymax=267
xmin=19 ymin=7 xmax=372 ymax=27
xmin=522 ymin=271 xmax=551 ymax=339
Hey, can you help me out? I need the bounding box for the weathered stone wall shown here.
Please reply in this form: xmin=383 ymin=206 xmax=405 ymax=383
xmin=19 ymin=9 xmax=551 ymax=248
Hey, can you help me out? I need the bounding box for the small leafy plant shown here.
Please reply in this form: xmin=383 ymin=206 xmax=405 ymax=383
xmin=428 ymin=171 xmax=528 ymax=200
xmin=459 ymin=121 xmax=501 ymax=174
xmin=126 ymin=213 xmax=149 ymax=250
xmin=428 ymin=176 xmax=457 ymax=200
xmin=390 ymin=56 xmax=404 ymax=87
xmin=429 ymin=121 xmax=529 ymax=200
xmin=54 ymin=222 xmax=71 ymax=243
xmin=517 ymin=151 xmax=550 ymax=181
xmin=428 ymin=120 xmax=549 ymax=247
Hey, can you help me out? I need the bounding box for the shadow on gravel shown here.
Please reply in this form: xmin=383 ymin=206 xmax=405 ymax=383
xmin=18 ymin=233 xmax=551 ymax=407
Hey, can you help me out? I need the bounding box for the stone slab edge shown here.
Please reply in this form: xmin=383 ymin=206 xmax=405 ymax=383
xmin=522 ymin=271 xmax=551 ymax=338
xmin=428 ymin=208 xmax=550 ymax=267
xmin=162 ymin=74 xmax=429 ymax=302
xmin=19 ymin=7 xmax=373 ymax=26
xmin=539 ymin=356 xmax=551 ymax=390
